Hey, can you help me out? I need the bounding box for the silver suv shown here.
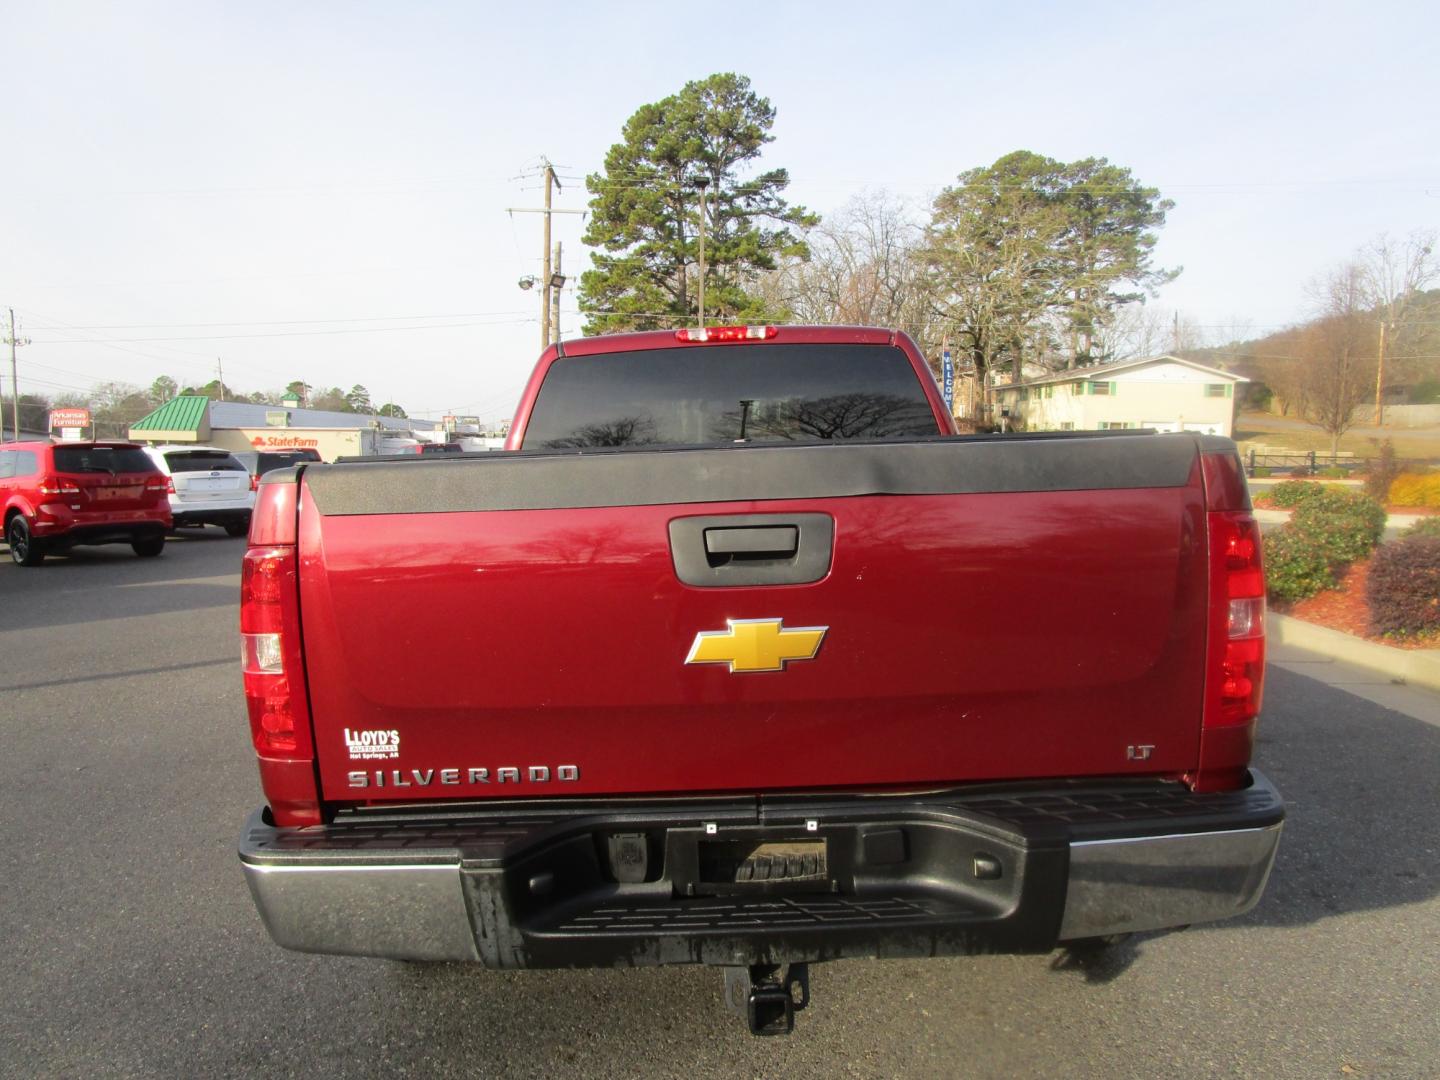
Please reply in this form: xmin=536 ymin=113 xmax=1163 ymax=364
xmin=141 ymin=445 xmax=254 ymax=536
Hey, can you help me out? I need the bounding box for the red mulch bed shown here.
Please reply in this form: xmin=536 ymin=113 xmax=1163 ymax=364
xmin=1274 ymin=557 xmax=1440 ymax=649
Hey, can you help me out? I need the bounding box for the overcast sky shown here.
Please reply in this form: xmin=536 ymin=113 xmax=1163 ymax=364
xmin=2 ymin=0 xmax=1436 ymax=422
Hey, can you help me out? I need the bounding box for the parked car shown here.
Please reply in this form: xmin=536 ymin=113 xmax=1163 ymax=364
xmin=232 ymin=448 xmax=323 ymax=483
xmin=141 ymin=445 xmax=254 ymax=536
xmin=1 ymin=440 xmax=171 ymax=566
xmin=415 ymin=442 xmax=463 ymax=454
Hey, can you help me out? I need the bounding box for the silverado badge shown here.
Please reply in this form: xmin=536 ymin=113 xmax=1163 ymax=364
xmin=685 ymin=618 xmax=827 ymax=674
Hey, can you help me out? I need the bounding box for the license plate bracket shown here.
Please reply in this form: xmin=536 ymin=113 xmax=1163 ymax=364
xmin=668 ymin=829 xmax=836 ymax=897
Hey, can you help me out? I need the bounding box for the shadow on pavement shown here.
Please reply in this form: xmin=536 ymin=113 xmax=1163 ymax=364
xmin=1045 ymin=664 xmax=1440 ymax=985
xmin=1238 ymin=666 xmax=1440 ymax=929
xmin=0 ymin=656 xmax=235 ymax=693
xmin=1 ymin=581 xmax=240 ymax=631
xmin=0 ymin=533 xmax=244 ymax=631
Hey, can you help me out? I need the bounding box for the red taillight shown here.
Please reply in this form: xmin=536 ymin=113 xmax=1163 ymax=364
xmin=144 ymin=475 xmax=167 ymax=493
xmin=1193 ymin=506 xmax=1266 ymax=791
xmin=1191 ymin=447 xmax=1265 ymax=791
xmin=240 ymin=483 xmax=318 ymax=825
xmin=675 ymin=325 xmax=778 ymax=343
xmin=1205 ymin=512 xmax=1266 ymax=729
xmin=241 ymin=547 xmax=300 ymax=755
xmin=250 ymin=472 xmax=260 ymax=491
xmin=166 ymin=476 xmax=175 ymax=494
xmin=37 ymin=476 xmax=81 ymax=496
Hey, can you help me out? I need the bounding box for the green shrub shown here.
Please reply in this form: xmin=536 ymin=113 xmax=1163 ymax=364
xmin=1365 ymin=440 xmax=1399 ymax=502
xmin=1264 ymin=527 xmax=1335 ymax=602
xmin=1288 ymin=487 xmax=1385 ymax=563
xmin=1319 ymin=466 xmax=1347 ymax=479
xmin=1269 ymin=480 xmax=1324 ymax=508
xmin=1264 ymin=487 xmax=1386 ymax=604
xmin=1250 ymin=466 xmax=1272 ymax=478
xmin=1294 ymin=507 xmax=1383 ymax=564
xmin=1287 ymin=467 xmax=1312 ymax=479
xmin=1366 ymin=537 xmax=1440 ymax=637
xmin=1402 ymin=517 xmax=1440 ymax=540
xmin=1298 ymin=485 xmax=1385 ymax=529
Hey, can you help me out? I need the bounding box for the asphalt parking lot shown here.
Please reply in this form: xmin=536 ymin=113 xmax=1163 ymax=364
xmin=2 ymin=536 xmax=1438 ymax=1078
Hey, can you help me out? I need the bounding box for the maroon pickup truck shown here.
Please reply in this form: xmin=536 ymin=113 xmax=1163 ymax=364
xmin=237 ymin=325 xmax=1282 ymax=1035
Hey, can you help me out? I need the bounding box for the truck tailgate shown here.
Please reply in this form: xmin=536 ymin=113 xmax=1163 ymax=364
xmin=296 ymin=437 xmax=1209 ymax=802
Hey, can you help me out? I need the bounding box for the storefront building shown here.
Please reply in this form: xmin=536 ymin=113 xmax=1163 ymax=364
xmin=128 ymin=397 xmax=441 ymax=461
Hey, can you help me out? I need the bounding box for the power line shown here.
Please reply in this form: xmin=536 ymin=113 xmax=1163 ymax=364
xmin=32 ymin=318 xmax=534 ymax=344
xmin=42 ymin=310 xmax=535 ymax=330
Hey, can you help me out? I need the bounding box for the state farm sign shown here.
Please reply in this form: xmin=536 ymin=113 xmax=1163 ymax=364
xmin=250 ymin=434 xmax=320 ymax=449
xmin=218 ymin=427 xmax=360 ymax=463
xmin=49 ymin=408 xmax=92 ymax=431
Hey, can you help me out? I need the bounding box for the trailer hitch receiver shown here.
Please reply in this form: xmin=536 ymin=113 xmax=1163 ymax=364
xmin=724 ymin=963 xmax=811 ymax=1036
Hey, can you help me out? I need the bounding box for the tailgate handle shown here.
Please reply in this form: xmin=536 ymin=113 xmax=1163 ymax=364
xmin=704 ymin=526 xmax=798 ymax=558
xmin=670 ymin=513 xmax=833 ymax=587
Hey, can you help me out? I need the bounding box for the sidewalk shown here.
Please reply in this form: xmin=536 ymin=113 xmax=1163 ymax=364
xmin=1253 ymin=507 xmax=1425 ymax=530
xmin=1270 ymin=607 xmax=1440 ymax=698
xmin=1269 ymin=637 xmax=1440 ymax=728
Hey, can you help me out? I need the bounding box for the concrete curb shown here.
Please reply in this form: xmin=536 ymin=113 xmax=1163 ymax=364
xmin=1253 ymin=507 xmax=1424 ymax=529
xmin=1267 ymin=612 xmax=1440 ymax=693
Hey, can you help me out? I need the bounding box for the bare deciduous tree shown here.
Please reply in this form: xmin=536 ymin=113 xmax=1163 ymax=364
xmin=765 ymin=191 xmax=937 ymax=351
xmin=1091 ymin=305 xmax=1216 ymax=362
xmin=1301 ymin=263 xmax=1376 ymax=456
xmin=1359 ymin=230 xmax=1438 ymax=413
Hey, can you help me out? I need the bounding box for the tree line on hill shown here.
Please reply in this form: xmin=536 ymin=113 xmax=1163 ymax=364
xmin=1195 ymin=235 xmax=1438 ymax=453
xmin=2 ymin=377 xmax=406 ymax=441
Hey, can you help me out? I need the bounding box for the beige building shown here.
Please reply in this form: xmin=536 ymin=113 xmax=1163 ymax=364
xmin=993 ymin=355 xmax=1247 ymax=437
xmin=128 ymin=396 xmax=442 ymax=461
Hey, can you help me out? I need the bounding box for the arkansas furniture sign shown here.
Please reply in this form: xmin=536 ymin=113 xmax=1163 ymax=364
xmin=48 ymin=407 xmax=92 ymax=433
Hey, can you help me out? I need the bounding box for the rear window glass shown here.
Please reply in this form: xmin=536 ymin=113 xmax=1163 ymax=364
xmin=53 ymin=446 xmax=156 ymax=474
xmin=165 ymin=450 xmax=246 ymax=472
xmin=522 ymin=343 xmax=938 ymax=449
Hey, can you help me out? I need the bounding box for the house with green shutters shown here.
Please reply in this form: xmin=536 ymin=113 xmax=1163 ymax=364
xmin=991 ymin=355 xmax=1247 ymax=436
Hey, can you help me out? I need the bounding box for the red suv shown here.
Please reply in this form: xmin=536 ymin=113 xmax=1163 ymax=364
xmin=1 ymin=441 xmax=172 ymax=566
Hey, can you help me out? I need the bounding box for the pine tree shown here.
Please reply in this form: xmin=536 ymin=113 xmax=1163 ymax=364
xmin=579 ymin=73 xmax=816 ymax=333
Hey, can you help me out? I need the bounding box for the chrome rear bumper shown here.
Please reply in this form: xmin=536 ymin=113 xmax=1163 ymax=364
xmin=1059 ymin=823 xmax=1282 ymax=939
xmin=240 ymin=771 xmax=1284 ymax=966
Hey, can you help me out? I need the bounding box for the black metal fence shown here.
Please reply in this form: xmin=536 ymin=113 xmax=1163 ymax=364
xmin=1245 ymin=450 xmax=1363 ymax=476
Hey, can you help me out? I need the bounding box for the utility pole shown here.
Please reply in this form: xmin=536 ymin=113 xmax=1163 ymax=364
xmin=1374 ymin=321 xmax=1387 ymax=426
xmin=694 ymin=176 xmax=710 ymax=328
xmin=216 ymin=356 xmax=226 ymax=401
xmin=541 ymin=161 xmax=555 ymax=349
xmin=549 ymin=242 xmax=563 ymax=345
xmin=507 ymin=157 xmax=584 ymax=351
xmin=7 ymin=308 xmax=31 ymax=441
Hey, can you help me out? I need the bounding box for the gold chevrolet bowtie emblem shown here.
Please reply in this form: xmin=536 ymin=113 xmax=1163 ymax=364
xmin=685 ymin=618 xmax=827 ymax=674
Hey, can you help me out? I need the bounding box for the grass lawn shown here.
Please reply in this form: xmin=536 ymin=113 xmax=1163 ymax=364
xmin=1235 ymin=414 xmax=1440 ymax=460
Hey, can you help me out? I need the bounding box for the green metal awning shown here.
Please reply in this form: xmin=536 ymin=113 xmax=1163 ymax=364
xmin=129 ymin=395 xmax=211 ymax=442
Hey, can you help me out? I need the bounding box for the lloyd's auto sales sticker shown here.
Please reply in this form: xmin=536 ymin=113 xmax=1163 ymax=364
xmin=344 ymin=728 xmax=400 ymax=760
